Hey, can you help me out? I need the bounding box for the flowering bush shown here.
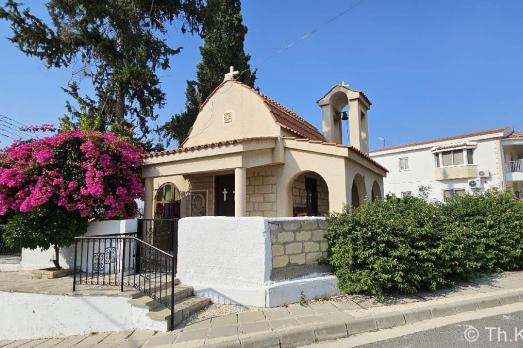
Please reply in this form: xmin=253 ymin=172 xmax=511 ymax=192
xmin=0 ymin=130 xmax=144 ymax=269
xmin=0 ymin=130 xmax=144 ymax=219
xmin=19 ymin=124 xmax=57 ymax=133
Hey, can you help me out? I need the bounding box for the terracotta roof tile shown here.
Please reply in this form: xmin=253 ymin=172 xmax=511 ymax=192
xmin=508 ymin=130 xmax=523 ymax=139
xmin=371 ymin=127 xmax=511 ymax=153
xmin=197 ymin=81 xmax=325 ymax=142
xmin=143 ymin=137 xmax=277 ymax=159
xmin=261 ymin=95 xmax=325 ymax=141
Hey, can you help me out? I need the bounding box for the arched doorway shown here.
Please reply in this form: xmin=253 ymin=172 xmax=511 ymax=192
xmin=351 ymin=174 xmax=367 ymax=208
xmin=149 ymin=182 xmax=181 ymax=254
xmin=371 ymin=181 xmax=382 ymax=201
xmin=154 ymin=182 xmax=181 ymax=219
xmin=290 ymin=171 xmax=329 ymax=216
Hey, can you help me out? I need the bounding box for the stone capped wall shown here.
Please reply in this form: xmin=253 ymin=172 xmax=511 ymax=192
xmin=246 ymin=167 xmax=278 ymax=217
xmin=268 ymin=217 xmax=330 ymax=280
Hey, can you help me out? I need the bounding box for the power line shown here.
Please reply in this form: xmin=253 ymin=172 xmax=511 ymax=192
xmin=0 ymin=120 xmax=27 ymax=138
xmin=0 ymin=115 xmax=31 ymax=135
xmin=0 ymin=126 xmax=24 ymax=140
xmin=236 ymin=0 xmax=367 ymax=81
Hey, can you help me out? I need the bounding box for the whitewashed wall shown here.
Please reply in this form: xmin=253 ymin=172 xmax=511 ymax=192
xmin=19 ymin=219 xmax=137 ymax=271
xmin=177 ymin=217 xmax=338 ymax=307
xmin=371 ymin=137 xmax=505 ymax=201
xmin=0 ymin=291 xmax=165 ymax=340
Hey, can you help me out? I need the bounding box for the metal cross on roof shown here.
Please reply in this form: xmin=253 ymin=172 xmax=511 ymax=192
xmin=224 ymin=66 xmax=239 ymax=81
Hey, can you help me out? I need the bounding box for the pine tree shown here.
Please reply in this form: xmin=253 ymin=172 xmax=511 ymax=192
xmin=0 ymin=0 xmax=204 ymax=141
xmin=161 ymin=0 xmax=256 ymax=146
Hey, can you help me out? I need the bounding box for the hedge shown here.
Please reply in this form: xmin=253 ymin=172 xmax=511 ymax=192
xmin=326 ymin=191 xmax=523 ymax=299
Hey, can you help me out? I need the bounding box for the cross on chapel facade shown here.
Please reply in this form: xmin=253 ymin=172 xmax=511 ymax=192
xmin=223 ymin=66 xmax=239 ymax=81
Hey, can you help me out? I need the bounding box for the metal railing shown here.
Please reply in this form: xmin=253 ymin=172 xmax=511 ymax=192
xmin=0 ymin=225 xmax=21 ymax=257
xmin=72 ymin=218 xmax=179 ymax=329
xmin=507 ymin=160 xmax=523 ymax=173
xmin=137 ymin=218 xmax=178 ymax=273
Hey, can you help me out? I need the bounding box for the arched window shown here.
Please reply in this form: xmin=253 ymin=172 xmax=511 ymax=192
xmin=155 ymin=183 xmax=181 ymax=218
xmin=371 ymin=181 xmax=382 ymax=201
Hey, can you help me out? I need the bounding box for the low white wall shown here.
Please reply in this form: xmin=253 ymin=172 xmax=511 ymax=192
xmin=177 ymin=217 xmax=339 ymax=307
xmin=19 ymin=219 xmax=137 ymax=271
xmin=0 ymin=291 xmax=165 ymax=340
xmin=177 ymin=217 xmax=272 ymax=306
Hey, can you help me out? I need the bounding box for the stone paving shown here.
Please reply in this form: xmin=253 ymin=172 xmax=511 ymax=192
xmin=1 ymin=272 xmax=523 ymax=348
xmin=144 ymin=271 xmax=523 ymax=347
xmin=0 ymin=271 xmax=138 ymax=297
xmin=0 ymin=330 xmax=158 ymax=348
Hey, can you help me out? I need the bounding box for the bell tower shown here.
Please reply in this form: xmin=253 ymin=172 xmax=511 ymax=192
xmin=316 ymin=83 xmax=371 ymax=154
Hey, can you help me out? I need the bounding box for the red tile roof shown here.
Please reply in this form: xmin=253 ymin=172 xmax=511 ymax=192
xmin=196 ymin=80 xmax=325 ymax=142
xmin=143 ymin=137 xmax=277 ymax=159
xmin=371 ymin=127 xmax=510 ymax=153
xmin=261 ymin=95 xmax=325 ymax=141
xmin=143 ymin=135 xmax=387 ymax=173
xmin=508 ymin=130 xmax=523 ymax=139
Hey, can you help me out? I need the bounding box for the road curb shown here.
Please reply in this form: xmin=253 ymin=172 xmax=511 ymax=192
xmin=158 ymin=288 xmax=523 ymax=348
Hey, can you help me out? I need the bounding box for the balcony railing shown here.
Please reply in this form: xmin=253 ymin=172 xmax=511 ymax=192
xmin=507 ymin=161 xmax=523 ymax=173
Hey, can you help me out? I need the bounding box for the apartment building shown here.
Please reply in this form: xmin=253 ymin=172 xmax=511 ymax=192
xmin=370 ymin=127 xmax=523 ymax=201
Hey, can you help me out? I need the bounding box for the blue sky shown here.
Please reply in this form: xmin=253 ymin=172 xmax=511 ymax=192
xmin=1 ymin=0 xmax=522 ymax=150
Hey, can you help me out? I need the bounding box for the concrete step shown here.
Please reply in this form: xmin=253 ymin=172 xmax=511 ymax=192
xmin=129 ymin=285 xmax=194 ymax=307
xmin=148 ymin=296 xmax=211 ymax=330
xmin=129 ymin=278 xmax=182 ymax=299
xmin=128 ymin=281 xmax=211 ymax=331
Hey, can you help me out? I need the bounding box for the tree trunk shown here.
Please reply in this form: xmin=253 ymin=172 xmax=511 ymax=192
xmin=53 ymin=245 xmax=61 ymax=270
xmin=115 ymin=85 xmax=125 ymax=126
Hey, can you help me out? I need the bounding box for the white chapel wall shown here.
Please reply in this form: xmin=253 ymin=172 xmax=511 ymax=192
xmin=182 ymin=81 xmax=281 ymax=148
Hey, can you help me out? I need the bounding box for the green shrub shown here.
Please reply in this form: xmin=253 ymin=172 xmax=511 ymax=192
xmin=327 ymin=195 xmax=452 ymax=299
xmin=441 ymin=191 xmax=523 ymax=276
xmin=2 ymin=205 xmax=88 ymax=269
xmin=326 ymin=191 xmax=523 ymax=299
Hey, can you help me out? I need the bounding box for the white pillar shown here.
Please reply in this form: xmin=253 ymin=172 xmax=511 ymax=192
xmin=321 ymin=105 xmax=336 ymax=143
xmin=235 ymin=167 xmax=247 ymax=217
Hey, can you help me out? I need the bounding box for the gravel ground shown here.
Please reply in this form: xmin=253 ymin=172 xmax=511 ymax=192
xmin=185 ymin=303 xmax=260 ymax=324
xmin=183 ymin=292 xmax=418 ymax=327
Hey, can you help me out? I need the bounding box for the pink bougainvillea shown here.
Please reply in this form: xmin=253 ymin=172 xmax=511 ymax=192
xmin=0 ymin=130 xmax=144 ymax=219
xmin=19 ymin=124 xmax=57 ymax=133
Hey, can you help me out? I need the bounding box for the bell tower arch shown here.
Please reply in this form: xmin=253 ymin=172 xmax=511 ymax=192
xmin=316 ymin=83 xmax=371 ymax=154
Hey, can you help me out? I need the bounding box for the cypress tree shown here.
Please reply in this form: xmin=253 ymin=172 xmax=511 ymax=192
xmin=161 ymin=0 xmax=256 ymax=146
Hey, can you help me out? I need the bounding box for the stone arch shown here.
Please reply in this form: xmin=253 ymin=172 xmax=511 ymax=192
xmin=371 ymin=181 xmax=382 ymax=201
xmin=154 ymin=182 xmax=181 ymax=218
xmin=351 ymin=173 xmax=367 ymax=208
xmin=327 ymin=91 xmax=349 ymax=145
xmin=288 ymin=171 xmax=330 ymax=216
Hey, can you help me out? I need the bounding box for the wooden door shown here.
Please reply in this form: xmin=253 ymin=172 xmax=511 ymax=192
xmin=305 ymin=177 xmax=318 ymax=216
xmin=215 ymin=174 xmax=235 ymax=216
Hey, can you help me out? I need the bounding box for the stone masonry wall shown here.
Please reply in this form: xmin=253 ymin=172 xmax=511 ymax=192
xmin=292 ymin=173 xmax=329 ymax=215
xmin=268 ymin=217 xmax=330 ymax=281
xmin=246 ymin=167 xmax=277 ymax=217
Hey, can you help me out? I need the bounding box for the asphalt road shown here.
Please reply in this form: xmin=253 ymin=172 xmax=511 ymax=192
xmin=359 ymin=310 xmax=523 ymax=348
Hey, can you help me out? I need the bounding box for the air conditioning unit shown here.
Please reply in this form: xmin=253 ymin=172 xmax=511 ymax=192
xmin=478 ymin=170 xmax=491 ymax=178
xmin=468 ymin=179 xmax=483 ymax=189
